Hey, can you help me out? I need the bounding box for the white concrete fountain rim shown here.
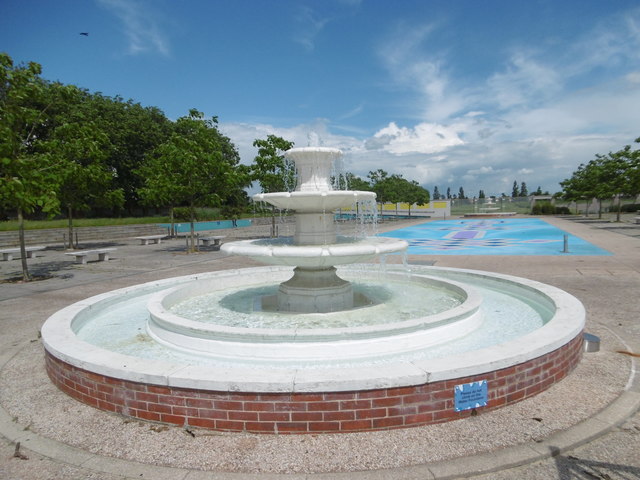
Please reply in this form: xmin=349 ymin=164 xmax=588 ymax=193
xmin=147 ymin=271 xmax=478 ymax=341
xmin=253 ymin=190 xmax=376 ymax=211
xmin=286 ymin=146 xmax=342 ymax=154
xmin=144 ymin=271 xmax=484 ymax=362
xmin=220 ymin=236 xmax=408 ymax=268
xmin=40 ymin=265 xmax=585 ymax=393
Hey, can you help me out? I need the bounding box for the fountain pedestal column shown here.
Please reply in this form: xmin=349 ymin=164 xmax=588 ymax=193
xmin=276 ymin=266 xmax=353 ymax=313
xmin=294 ymin=213 xmax=336 ymax=245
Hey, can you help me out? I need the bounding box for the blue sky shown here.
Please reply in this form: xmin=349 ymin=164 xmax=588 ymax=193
xmin=2 ymin=0 xmax=640 ymax=197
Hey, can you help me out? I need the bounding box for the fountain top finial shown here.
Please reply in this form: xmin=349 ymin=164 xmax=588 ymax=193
xmin=284 ymin=146 xmax=342 ymax=193
xmin=252 ymin=146 xmax=375 ymax=212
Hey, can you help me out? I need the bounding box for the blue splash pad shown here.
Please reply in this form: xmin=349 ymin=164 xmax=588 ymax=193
xmin=381 ymin=218 xmax=611 ymax=255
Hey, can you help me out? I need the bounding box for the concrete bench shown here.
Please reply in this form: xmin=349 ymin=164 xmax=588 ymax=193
xmin=65 ymin=248 xmax=116 ymax=265
xmin=135 ymin=234 xmax=166 ymax=245
xmin=0 ymin=246 xmax=46 ymax=261
xmin=199 ymin=235 xmax=226 ymax=250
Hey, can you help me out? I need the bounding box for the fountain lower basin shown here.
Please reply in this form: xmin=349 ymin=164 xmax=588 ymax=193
xmin=146 ymin=270 xmax=482 ymax=362
xmin=41 ymin=264 xmax=585 ymax=434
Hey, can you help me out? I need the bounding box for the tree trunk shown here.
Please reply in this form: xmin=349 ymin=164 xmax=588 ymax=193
xmin=271 ymin=206 xmax=277 ymax=238
xmin=169 ymin=206 xmax=175 ymax=237
xmin=67 ymin=205 xmax=75 ymax=249
xmin=598 ymin=199 xmax=602 ymax=219
xmin=189 ymin=202 xmax=197 ymax=253
xmin=616 ymin=194 xmax=621 ymax=222
xmin=18 ymin=207 xmax=31 ymax=282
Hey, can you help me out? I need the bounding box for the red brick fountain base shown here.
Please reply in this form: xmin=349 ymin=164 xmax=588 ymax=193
xmin=45 ymin=332 xmax=583 ymax=434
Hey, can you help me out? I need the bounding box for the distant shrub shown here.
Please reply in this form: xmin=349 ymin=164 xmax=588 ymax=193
xmin=540 ymin=203 xmax=554 ymax=214
xmin=531 ymin=203 xmax=572 ymax=215
xmin=173 ymin=207 xmax=196 ymax=221
xmin=620 ymin=203 xmax=640 ymax=213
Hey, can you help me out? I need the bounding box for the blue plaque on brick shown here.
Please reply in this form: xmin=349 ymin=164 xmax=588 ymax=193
xmin=454 ymin=380 xmax=488 ymax=412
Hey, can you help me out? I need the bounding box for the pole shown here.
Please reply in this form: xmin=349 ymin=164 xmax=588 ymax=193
xmin=563 ymin=234 xmax=569 ymax=253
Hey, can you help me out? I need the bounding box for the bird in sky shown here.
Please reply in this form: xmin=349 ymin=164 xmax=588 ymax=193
xmin=79 ymin=32 xmax=89 ymax=36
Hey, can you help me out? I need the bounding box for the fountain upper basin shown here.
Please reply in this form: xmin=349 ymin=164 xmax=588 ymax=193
xmin=253 ymin=190 xmax=376 ymax=212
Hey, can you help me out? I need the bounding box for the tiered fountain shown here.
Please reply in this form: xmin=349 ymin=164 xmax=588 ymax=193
xmin=221 ymin=146 xmax=407 ymax=313
xmin=41 ymin=147 xmax=585 ymax=434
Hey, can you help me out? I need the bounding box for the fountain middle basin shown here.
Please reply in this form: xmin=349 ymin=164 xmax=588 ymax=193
xmin=41 ymin=264 xmax=585 ymax=434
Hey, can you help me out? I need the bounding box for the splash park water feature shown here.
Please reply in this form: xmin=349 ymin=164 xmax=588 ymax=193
xmin=41 ymin=147 xmax=585 ymax=434
xmin=382 ymin=218 xmax=611 ymax=255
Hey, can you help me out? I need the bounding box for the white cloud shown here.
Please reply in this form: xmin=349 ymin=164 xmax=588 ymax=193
xmin=365 ymin=122 xmax=463 ymax=155
xmin=564 ymin=8 xmax=640 ymax=78
xmin=292 ymin=5 xmax=329 ymax=51
xmin=626 ymin=71 xmax=640 ymax=84
xmin=222 ymin=7 xmax=640 ymax=197
xmin=98 ymin=0 xmax=170 ymax=56
xmin=468 ymin=166 xmax=495 ymax=175
xmin=377 ymin=22 xmax=469 ymax=121
xmin=486 ymin=51 xmax=562 ymax=110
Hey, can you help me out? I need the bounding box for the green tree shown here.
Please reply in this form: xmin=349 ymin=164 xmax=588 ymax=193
xmin=42 ymin=87 xmax=124 ymax=246
xmin=367 ymin=169 xmax=389 ymax=206
xmin=251 ymin=135 xmax=294 ymax=237
xmin=0 ymin=54 xmax=66 ymax=280
xmin=512 ymin=181 xmax=519 ymax=198
xmin=519 ymin=182 xmax=528 ymax=197
xmin=138 ymin=109 xmax=245 ymax=252
xmin=367 ymin=171 xmax=429 ymax=215
xmin=605 ymin=139 xmax=640 ymax=220
xmin=433 ymin=186 xmax=440 ymax=200
xmin=405 ymin=180 xmax=430 ymax=216
xmin=458 ymin=186 xmax=466 ymax=199
xmin=383 ymin=174 xmax=407 ymax=215
xmin=342 ymin=172 xmax=371 ymax=191
xmin=86 ymin=93 xmax=172 ymax=214
xmin=561 ymin=139 xmax=640 ymax=220
xmin=560 ymin=162 xmax=596 ymax=215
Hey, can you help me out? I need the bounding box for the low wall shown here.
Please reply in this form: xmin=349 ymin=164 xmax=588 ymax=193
xmin=0 ymin=224 xmax=169 ymax=248
xmin=45 ymin=333 xmax=583 ymax=434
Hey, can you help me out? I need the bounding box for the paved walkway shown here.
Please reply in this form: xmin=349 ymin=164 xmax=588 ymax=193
xmin=1 ymin=216 xmax=639 ymax=479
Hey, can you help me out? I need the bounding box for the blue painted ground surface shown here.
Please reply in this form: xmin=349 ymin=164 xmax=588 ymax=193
xmin=380 ymin=218 xmax=611 ymax=256
xmin=157 ymin=219 xmax=251 ymax=233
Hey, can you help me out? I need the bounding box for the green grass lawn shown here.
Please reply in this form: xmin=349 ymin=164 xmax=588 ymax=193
xmin=0 ymin=217 xmax=174 ymax=231
xmin=0 ymin=211 xmax=266 ymax=232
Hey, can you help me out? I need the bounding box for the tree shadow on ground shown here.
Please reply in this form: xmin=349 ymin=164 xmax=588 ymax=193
xmin=1 ymin=260 xmax=75 ymax=283
xmin=550 ymin=446 xmax=640 ymax=479
xmin=71 ymin=241 xmax=125 ymax=249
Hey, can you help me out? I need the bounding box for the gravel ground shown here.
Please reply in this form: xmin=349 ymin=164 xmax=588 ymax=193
xmin=0 ymin=331 xmax=631 ymax=474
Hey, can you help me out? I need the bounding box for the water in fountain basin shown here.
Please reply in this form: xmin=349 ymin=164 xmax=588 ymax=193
xmin=74 ymin=267 xmax=549 ymax=368
xmin=167 ymin=279 xmax=462 ymax=329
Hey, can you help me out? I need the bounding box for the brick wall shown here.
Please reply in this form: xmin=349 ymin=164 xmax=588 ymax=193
xmin=45 ymin=332 xmax=583 ymax=434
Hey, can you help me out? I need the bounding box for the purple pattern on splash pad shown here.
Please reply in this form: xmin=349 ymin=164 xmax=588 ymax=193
xmin=452 ymin=231 xmax=479 ymax=240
